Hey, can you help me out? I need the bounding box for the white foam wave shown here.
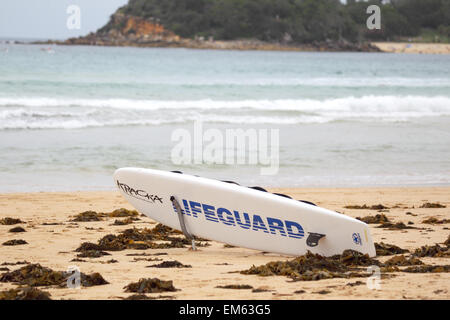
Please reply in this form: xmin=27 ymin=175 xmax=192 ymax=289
xmin=1 ymin=95 xmax=450 ymax=111
xmin=0 ymin=95 xmax=449 ymax=129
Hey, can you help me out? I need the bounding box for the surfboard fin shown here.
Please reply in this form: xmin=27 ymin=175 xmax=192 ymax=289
xmin=306 ymin=232 xmax=326 ymax=247
xmin=170 ymin=195 xmax=197 ymax=251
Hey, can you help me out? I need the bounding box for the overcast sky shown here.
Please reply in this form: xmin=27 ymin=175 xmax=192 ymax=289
xmin=0 ymin=0 xmax=128 ymax=39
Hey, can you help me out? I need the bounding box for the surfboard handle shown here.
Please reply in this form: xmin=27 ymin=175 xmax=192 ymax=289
xmin=170 ymin=195 xmax=197 ymax=251
xmin=306 ymin=232 xmax=326 ymax=247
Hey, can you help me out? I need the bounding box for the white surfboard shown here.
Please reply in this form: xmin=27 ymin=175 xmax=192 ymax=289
xmin=114 ymin=168 xmax=376 ymax=257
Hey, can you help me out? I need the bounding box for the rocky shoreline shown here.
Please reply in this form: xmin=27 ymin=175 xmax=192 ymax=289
xmin=31 ymin=13 xmax=380 ymax=52
xmin=33 ymin=38 xmax=381 ymax=52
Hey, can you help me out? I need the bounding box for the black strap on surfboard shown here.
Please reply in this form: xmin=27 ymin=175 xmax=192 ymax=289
xmin=171 ymin=170 xmax=318 ymax=207
xmin=170 ymin=195 xmax=197 ymax=251
xmin=306 ymin=232 xmax=326 ymax=247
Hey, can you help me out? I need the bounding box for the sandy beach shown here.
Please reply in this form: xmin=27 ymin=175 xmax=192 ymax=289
xmin=372 ymin=42 xmax=450 ymax=54
xmin=0 ymin=187 xmax=448 ymax=300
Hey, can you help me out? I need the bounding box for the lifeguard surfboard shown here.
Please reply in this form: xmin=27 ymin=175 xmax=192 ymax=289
xmin=114 ymin=168 xmax=376 ymax=257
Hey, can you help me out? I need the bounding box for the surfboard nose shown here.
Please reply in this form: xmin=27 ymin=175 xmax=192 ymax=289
xmin=113 ymin=168 xmax=124 ymax=181
xmin=113 ymin=167 xmax=135 ymax=184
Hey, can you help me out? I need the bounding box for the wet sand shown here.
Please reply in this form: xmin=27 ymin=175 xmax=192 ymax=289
xmin=0 ymin=187 xmax=449 ymax=300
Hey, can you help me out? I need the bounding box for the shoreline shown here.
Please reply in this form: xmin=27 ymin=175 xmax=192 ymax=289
xmin=1 ymin=184 xmax=449 ymax=194
xmin=1 ymin=187 xmax=449 ymax=300
xmin=371 ymin=42 xmax=450 ymax=55
xmin=15 ymin=39 xmax=450 ymax=54
xmin=1 ymin=184 xmax=450 ymax=193
xmin=28 ymin=38 xmax=379 ymax=53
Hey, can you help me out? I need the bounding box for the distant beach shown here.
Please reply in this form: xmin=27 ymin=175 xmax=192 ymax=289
xmin=372 ymin=42 xmax=450 ymax=55
xmin=25 ymin=38 xmax=450 ymax=54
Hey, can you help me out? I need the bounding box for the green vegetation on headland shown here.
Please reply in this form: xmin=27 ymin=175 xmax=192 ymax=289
xmin=112 ymin=0 xmax=450 ymax=43
xmin=38 ymin=0 xmax=450 ymax=51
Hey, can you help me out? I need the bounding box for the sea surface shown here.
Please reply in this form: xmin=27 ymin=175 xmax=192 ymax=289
xmin=0 ymin=44 xmax=449 ymax=192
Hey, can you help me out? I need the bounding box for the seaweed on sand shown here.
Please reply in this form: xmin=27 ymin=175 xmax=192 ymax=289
xmin=346 ymin=281 xmax=365 ymax=287
xmin=375 ymin=242 xmax=409 ymax=256
xmin=445 ymin=235 xmax=450 ymax=247
xmin=132 ymin=257 xmax=163 ymax=262
xmin=239 ymin=248 xmax=449 ymax=281
xmin=79 ymin=272 xmax=109 ymax=287
xmin=413 ymin=244 xmax=449 ymax=258
xmin=402 ymin=265 xmax=450 ymax=273
xmin=0 ymin=217 xmax=24 ymax=225
xmin=0 ymin=264 xmax=66 ymax=286
xmin=75 ymin=225 xmax=209 ymax=253
xmin=124 ymin=278 xmax=178 ymax=293
xmin=356 ymin=214 xmax=391 ymax=224
xmin=107 ymin=208 xmax=139 ymax=217
xmin=252 ymin=287 xmax=273 ymax=293
xmin=383 ymin=255 xmax=423 ymax=266
xmin=376 ymin=222 xmax=417 ymax=230
xmin=71 ymin=208 xmax=139 ymax=222
xmin=420 ymin=203 xmax=446 ymax=208
xmin=105 ymin=259 xmax=118 ymax=264
xmin=0 ymin=264 xmax=108 ymax=287
xmin=76 ymin=250 xmax=111 ymax=258
xmin=147 ymin=260 xmax=191 ymax=268
xmin=1 ymin=261 xmax=30 ymax=266
xmin=8 ymin=226 xmax=26 ymax=233
xmin=293 ymin=289 xmax=306 ymax=293
xmin=240 ymin=250 xmax=380 ymax=281
xmin=0 ymin=287 xmax=51 ymax=300
xmin=216 ymin=284 xmax=253 ymax=289
xmin=112 ymin=217 xmax=138 ymax=225
xmin=95 ymin=229 xmax=159 ymax=251
xmin=2 ymin=239 xmax=27 ymax=246
xmin=344 ymin=204 xmax=389 ymax=210
xmin=76 ymin=242 xmax=103 ymax=251
xmin=71 ymin=211 xmax=103 ymax=222
xmin=150 ymin=223 xmax=209 ymax=242
xmin=314 ymin=290 xmax=331 ymax=295
xmin=126 ymin=252 xmax=168 ymax=257
xmin=422 ymin=217 xmax=450 ymax=224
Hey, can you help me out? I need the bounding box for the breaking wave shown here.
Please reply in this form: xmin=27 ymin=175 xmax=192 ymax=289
xmin=0 ymin=95 xmax=449 ymax=129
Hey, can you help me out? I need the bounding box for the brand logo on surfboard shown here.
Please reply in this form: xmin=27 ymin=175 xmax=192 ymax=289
xmin=116 ymin=180 xmax=163 ymax=204
xmin=172 ymin=198 xmax=305 ymax=240
xmin=352 ymin=232 xmax=362 ymax=245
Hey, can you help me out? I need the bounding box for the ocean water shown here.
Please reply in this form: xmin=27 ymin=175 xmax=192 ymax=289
xmin=0 ymin=44 xmax=449 ymax=192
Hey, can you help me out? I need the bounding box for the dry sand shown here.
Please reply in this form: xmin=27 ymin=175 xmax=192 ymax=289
xmin=372 ymin=42 xmax=450 ymax=54
xmin=0 ymin=187 xmax=449 ymax=300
